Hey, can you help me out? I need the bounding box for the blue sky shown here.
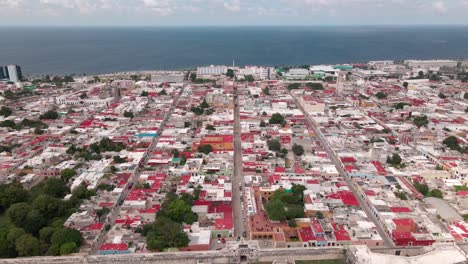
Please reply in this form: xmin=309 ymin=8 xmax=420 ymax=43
xmin=1 ymin=0 xmax=468 ymax=26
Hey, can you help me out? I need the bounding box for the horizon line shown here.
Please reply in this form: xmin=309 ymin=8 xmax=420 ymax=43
xmin=1 ymin=24 xmax=468 ymax=28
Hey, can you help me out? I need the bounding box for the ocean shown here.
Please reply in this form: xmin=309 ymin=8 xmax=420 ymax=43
xmin=1 ymin=26 xmax=468 ymax=76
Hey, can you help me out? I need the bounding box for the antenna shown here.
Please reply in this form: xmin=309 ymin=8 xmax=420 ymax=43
xmin=233 ymin=59 xmax=235 ymax=68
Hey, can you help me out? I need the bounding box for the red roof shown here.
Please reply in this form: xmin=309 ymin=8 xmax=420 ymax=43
xmin=390 ymin=207 xmax=412 ymax=213
xmin=332 ymin=223 xmax=351 ymax=241
xmin=99 ymin=243 xmax=128 ymax=251
xmin=274 ymin=167 xmax=286 ymax=173
xmin=393 ymin=218 xmax=415 ymax=227
xmin=340 ymin=157 xmax=357 ymax=163
xmin=311 ymin=218 xmax=324 ymax=234
xmin=84 ymin=223 xmax=104 ymax=231
xmin=299 ymin=227 xmax=316 ymax=241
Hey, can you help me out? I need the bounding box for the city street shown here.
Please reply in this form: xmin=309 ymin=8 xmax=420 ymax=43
xmin=91 ymin=85 xmax=186 ymax=253
xmin=232 ymin=84 xmax=248 ymax=239
xmin=288 ymin=88 xmax=395 ymax=247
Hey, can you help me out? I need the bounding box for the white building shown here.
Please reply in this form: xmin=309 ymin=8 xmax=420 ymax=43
xmin=238 ymin=66 xmax=274 ymax=80
xmin=197 ymin=65 xmax=228 ymax=76
xmin=6 ymin=65 xmax=22 ymax=82
xmin=404 ymin=60 xmax=458 ymax=69
xmin=283 ymin=68 xmax=310 ymax=80
xmin=151 ymin=71 xmax=185 ymax=83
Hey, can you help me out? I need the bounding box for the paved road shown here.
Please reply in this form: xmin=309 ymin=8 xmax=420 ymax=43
xmin=232 ymin=84 xmax=248 ymax=239
xmin=91 ymin=85 xmax=186 ymax=253
xmin=288 ymin=88 xmax=395 ymax=247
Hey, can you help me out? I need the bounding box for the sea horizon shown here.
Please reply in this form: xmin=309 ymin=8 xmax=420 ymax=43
xmin=1 ymin=25 xmax=468 ymax=76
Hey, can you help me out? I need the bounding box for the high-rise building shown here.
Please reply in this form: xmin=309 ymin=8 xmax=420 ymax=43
xmin=0 ymin=66 xmax=8 ymax=80
xmin=6 ymin=65 xmax=23 ymax=82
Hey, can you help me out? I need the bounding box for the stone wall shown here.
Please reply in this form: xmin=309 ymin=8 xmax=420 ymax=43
xmin=0 ymin=247 xmax=346 ymax=264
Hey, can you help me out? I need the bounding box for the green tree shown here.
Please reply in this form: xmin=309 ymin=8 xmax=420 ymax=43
xmin=145 ymin=217 xmax=190 ymax=251
xmin=438 ymin=93 xmax=447 ymax=99
xmin=418 ymin=71 xmax=425 ymax=78
xmin=292 ymin=144 xmax=305 ymax=156
xmin=244 ymin=75 xmax=255 ymax=82
xmin=226 ymin=69 xmax=235 ymax=78
xmin=15 ymin=234 xmax=41 ymax=257
xmin=7 ymin=202 xmax=32 ymax=228
xmin=443 ymin=136 xmax=462 ymax=152
xmin=42 ymin=178 xmax=69 ymax=198
xmin=39 ymin=227 xmax=56 ymax=243
xmin=403 ymin=82 xmax=409 ymax=89
xmin=200 ymin=99 xmax=209 ymax=109
xmin=50 ymin=228 xmax=82 ymax=247
xmin=71 ymin=184 xmax=96 ymax=200
xmin=414 ymin=182 xmax=429 ymax=196
xmin=23 ymin=210 xmax=47 ymax=235
xmin=263 ymin=87 xmax=270 ymax=95
xmin=269 ymin=113 xmax=285 ymax=126
xmin=59 ymin=242 xmax=77 ymax=255
xmin=61 ymin=168 xmax=77 ymax=182
xmin=32 ymin=195 xmax=64 ymax=219
xmin=306 ymin=82 xmax=324 ymax=90
xmin=387 ymin=153 xmax=402 ymax=166
xmin=285 ymin=204 xmax=305 ymax=219
xmin=205 ymin=124 xmax=215 ymax=130
xmin=47 ymin=243 xmax=60 ymax=256
xmin=123 ymin=111 xmax=134 ymax=119
xmin=265 ymin=199 xmax=286 ymax=221
xmin=113 ymin=155 xmax=127 ymax=164
xmin=165 ymin=199 xmax=197 ymax=224
xmin=428 ymin=189 xmax=444 ymax=199
xmin=39 ymin=110 xmax=59 ymax=120
xmin=171 ymin=149 xmax=180 ymax=158
xmin=197 ymin=144 xmax=213 ymax=155
xmin=287 ymin=83 xmax=300 ymax=91
xmin=413 ymin=115 xmax=429 ymax=128
xmin=141 ymin=91 xmax=149 ymax=97
xmin=267 ymin=139 xmax=281 ymax=152
xmin=316 ymin=211 xmax=324 ymax=219
xmin=0 ymin=106 xmax=12 ymax=117
xmin=189 ymin=73 xmax=197 ymax=82
xmin=34 ymin=127 xmax=44 ymax=135
xmin=0 ymin=183 xmax=29 ymax=213
xmin=375 ymin=92 xmax=387 ymax=99
xmin=394 ymin=192 xmax=408 ymax=200
xmin=394 ymin=102 xmax=409 ymax=110
xmin=260 ymin=120 xmax=267 ymax=127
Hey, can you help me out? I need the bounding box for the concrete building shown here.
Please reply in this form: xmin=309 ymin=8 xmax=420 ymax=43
xmin=0 ymin=66 xmax=8 ymax=80
xmin=197 ymin=65 xmax=228 ymax=76
xmin=151 ymin=72 xmax=185 ymax=83
xmin=283 ymin=68 xmax=310 ymax=80
xmin=404 ymin=60 xmax=458 ymax=69
xmin=6 ymin=64 xmax=22 ymax=82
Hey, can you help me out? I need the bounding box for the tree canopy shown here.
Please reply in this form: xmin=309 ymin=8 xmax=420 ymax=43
xmin=375 ymin=92 xmax=387 ymax=99
xmin=39 ymin=110 xmax=59 ymax=120
xmin=265 ymin=185 xmax=306 ymax=221
xmin=197 ymin=144 xmax=213 ymax=155
xmin=292 ymin=144 xmax=305 ymax=156
xmin=269 ymin=113 xmax=285 ymax=126
xmin=442 ymin=136 xmax=467 ymax=154
xmin=0 ymin=106 xmax=12 ymax=117
xmin=267 ymin=139 xmax=281 ymax=152
xmin=413 ymin=115 xmax=429 ymax=128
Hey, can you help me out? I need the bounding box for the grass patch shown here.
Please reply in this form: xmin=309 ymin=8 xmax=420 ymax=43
xmin=454 ymin=186 xmax=468 ymax=192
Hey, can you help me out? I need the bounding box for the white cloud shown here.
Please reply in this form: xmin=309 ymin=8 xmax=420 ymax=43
xmin=432 ymin=1 xmax=448 ymax=13
xmin=224 ymin=0 xmax=241 ymax=12
xmin=0 ymin=0 xmax=23 ymax=8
